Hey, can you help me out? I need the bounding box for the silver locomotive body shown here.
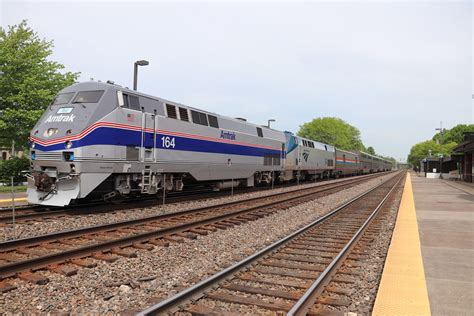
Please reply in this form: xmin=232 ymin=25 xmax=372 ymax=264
xmin=28 ymin=82 xmax=286 ymax=206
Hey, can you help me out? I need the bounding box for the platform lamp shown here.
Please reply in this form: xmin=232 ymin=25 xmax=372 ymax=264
xmin=133 ymin=60 xmax=149 ymax=91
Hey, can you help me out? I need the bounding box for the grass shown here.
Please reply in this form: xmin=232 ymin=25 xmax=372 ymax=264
xmin=0 ymin=185 xmax=27 ymax=193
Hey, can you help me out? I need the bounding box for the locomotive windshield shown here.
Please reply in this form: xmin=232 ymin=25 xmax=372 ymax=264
xmin=72 ymin=90 xmax=104 ymax=103
xmin=52 ymin=92 xmax=75 ymax=105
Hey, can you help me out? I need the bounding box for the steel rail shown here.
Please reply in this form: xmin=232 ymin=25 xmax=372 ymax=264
xmin=287 ymin=174 xmax=404 ymax=315
xmin=0 ymin=172 xmax=387 ymax=252
xmin=0 ymin=173 xmax=395 ymax=278
xmin=137 ymin=172 xmax=403 ymax=315
xmin=0 ymin=172 xmax=391 ymax=223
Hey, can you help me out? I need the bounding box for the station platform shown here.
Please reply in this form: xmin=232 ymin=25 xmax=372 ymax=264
xmin=373 ymin=173 xmax=474 ymax=315
xmin=0 ymin=192 xmax=27 ymax=207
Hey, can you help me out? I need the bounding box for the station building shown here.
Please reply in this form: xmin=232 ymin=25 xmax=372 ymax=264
xmin=453 ymin=132 xmax=474 ymax=183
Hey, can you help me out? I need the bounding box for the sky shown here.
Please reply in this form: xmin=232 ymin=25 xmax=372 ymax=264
xmin=1 ymin=0 xmax=472 ymax=161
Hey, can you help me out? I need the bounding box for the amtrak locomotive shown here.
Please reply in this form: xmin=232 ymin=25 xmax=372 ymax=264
xmin=28 ymin=81 xmax=392 ymax=206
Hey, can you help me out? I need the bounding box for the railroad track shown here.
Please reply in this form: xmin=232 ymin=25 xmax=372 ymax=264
xmin=137 ymin=172 xmax=405 ymax=315
xmin=0 ymin=172 xmax=392 ymax=290
xmin=0 ymin=172 xmax=390 ymax=224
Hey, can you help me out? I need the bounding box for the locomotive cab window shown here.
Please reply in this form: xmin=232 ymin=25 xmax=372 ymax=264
xmin=53 ymin=92 xmax=75 ymax=105
xmin=73 ymin=90 xmax=104 ymax=103
xmin=121 ymin=93 xmax=140 ymax=111
xmin=129 ymin=95 xmax=140 ymax=110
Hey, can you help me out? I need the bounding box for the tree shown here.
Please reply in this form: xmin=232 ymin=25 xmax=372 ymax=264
xmin=432 ymin=124 xmax=474 ymax=145
xmin=297 ymin=117 xmax=364 ymax=150
xmin=366 ymin=146 xmax=376 ymax=155
xmin=407 ymin=140 xmax=457 ymax=166
xmin=0 ymin=20 xmax=79 ymax=149
xmin=0 ymin=156 xmax=30 ymax=183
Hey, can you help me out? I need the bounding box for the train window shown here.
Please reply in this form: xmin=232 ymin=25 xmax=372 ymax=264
xmin=129 ymin=95 xmax=140 ymax=110
xmin=191 ymin=110 xmax=208 ymax=126
xmin=324 ymin=145 xmax=327 ymax=151
xmin=166 ymin=104 xmax=178 ymax=119
xmin=327 ymin=159 xmax=334 ymax=166
xmin=208 ymin=115 xmax=219 ymax=128
xmin=273 ymin=155 xmax=281 ymax=165
xmin=257 ymin=127 xmax=263 ymax=137
xmin=310 ymin=142 xmax=315 ymax=148
xmin=179 ymin=107 xmax=189 ymax=122
xmin=53 ymin=92 xmax=75 ymax=105
xmin=73 ymin=90 xmax=104 ymax=103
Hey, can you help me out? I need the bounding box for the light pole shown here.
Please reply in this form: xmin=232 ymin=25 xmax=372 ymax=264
xmin=133 ymin=60 xmax=149 ymax=91
xmin=435 ymin=121 xmax=445 ymax=145
xmin=267 ymin=119 xmax=275 ymax=128
xmin=228 ymin=158 xmax=233 ymax=196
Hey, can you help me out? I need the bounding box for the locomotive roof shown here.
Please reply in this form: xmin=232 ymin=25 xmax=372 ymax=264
xmin=62 ymin=81 xmax=277 ymax=131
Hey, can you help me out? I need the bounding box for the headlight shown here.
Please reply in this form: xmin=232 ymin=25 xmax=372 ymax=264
xmin=65 ymin=141 xmax=73 ymax=149
xmin=31 ymin=142 xmax=35 ymax=149
xmin=44 ymin=128 xmax=58 ymax=137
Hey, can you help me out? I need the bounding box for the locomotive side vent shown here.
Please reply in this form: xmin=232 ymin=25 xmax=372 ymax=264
xmin=179 ymin=107 xmax=189 ymax=122
xmin=166 ymin=104 xmax=177 ymax=119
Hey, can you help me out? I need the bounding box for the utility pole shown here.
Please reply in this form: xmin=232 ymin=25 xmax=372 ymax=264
xmin=435 ymin=121 xmax=445 ymax=145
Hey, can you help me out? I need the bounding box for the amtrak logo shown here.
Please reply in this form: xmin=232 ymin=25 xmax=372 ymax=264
xmin=45 ymin=114 xmax=75 ymax=123
xmin=302 ymin=152 xmax=309 ymax=162
xmin=220 ymin=130 xmax=236 ymax=140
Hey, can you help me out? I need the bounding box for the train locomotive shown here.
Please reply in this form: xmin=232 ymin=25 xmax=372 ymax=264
xmin=28 ymin=81 xmax=392 ymax=206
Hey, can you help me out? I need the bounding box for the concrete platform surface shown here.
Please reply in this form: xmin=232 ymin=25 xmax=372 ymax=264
xmin=412 ymin=175 xmax=474 ymax=316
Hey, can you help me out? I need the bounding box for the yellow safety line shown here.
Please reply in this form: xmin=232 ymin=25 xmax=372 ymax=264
xmin=0 ymin=197 xmax=27 ymax=203
xmin=372 ymin=173 xmax=431 ymax=316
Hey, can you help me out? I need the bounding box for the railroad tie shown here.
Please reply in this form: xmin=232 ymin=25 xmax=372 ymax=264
xmin=317 ymin=296 xmax=352 ymax=307
xmin=206 ymin=291 xmax=293 ymax=312
xmin=92 ymin=252 xmax=120 ymax=263
xmin=47 ymin=264 xmax=78 ymax=276
xmin=70 ymin=258 xmax=97 ymax=268
xmin=238 ymin=273 xmax=310 ymax=289
xmin=17 ymin=271 xmax=49 ymax=285
xmin=111 ymin=247 xmax=137 ymax=258
xmin=0 ymin=281 xmax=17 ymax=293
xmin=162 ymin=235 xmax=184 ymax=243
xmin=148 ymin=238 xmax=170 ymax=247
xmin=175 ymin=232 xmax=197 ymax=240
xmin=132 ymin=242 xmax=155 ymax=251
xmin=184 ymin=304 xmax=243 ymax=316
xmin=188 ymin=228 xmax=208 ymax=236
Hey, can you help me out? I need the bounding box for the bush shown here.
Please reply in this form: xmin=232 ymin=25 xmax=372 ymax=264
xmin=0 ymin=156 xmax=30 ymax=184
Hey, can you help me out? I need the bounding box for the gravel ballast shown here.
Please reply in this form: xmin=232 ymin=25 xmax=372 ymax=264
xmin=1 ymin=174 xmax=386 ymax=241
xmin=0 ymin=173 xmax=397 ymax=314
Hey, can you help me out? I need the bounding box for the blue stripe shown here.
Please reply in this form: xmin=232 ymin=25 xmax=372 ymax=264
xmin=34 ymin=127 xmax=284 ymax=158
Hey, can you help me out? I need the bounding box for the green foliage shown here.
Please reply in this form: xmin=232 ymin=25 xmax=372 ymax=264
xmin=432 ymin=124 xmax=474 ymax=145
xmin=366 ymin=146 xmax=376 ymax=155
xmin=0 ymin=156 xmax=30 ymax=183
xmin=297 ymin=117 xmax=364 ymax=150
xmin=0 ymin=20 xmax=79 ymax=149
xmin=408 ymin=124 xmax=473 ymax=165
xmin=407 ymin=140 xmax=457 ymax=166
